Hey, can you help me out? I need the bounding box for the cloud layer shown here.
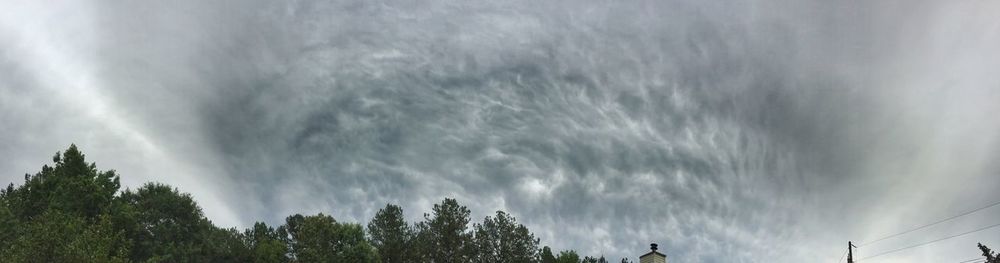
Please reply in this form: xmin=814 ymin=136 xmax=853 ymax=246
xmin=2 ymin=0 xmax=1000 ymax=262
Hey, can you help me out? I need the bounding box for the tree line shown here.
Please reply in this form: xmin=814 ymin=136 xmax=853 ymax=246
xmin=0 ymin=145 xmax=627 ymax=263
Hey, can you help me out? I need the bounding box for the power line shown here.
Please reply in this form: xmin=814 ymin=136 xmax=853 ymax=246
xmin=860 ymin=222 xmax=1000 ymax=260
xmin=955 ymin=258 xmax=985 ymax=263
xmin=838 ymin=250 xmax=847 ymax=263
xmin=860 ymin=199 xmax=1000 ymax=246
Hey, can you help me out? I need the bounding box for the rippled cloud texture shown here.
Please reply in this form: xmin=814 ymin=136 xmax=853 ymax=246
xmin=3 ymin=0 xmax=1000 ymax=262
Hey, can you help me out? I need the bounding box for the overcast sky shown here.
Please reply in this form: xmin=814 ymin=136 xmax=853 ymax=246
xmin=2 ymin=0 xmax=1000 ymax=262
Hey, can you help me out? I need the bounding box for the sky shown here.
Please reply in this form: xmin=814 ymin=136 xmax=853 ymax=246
xmin=2 ymin=0 xmax=1000 ymax=262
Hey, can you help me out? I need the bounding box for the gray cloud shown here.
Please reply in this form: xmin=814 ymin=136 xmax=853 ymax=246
xmin=2 ymin=0 xmax=1000 ymax=262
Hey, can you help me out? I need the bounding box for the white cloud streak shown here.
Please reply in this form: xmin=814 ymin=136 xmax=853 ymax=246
xmin=1 ymin=0 xmax=999 ymax=262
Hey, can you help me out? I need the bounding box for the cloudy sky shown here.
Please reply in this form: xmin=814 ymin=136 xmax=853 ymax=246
xmin=2 ymin=0 xmax=1000 ymax=262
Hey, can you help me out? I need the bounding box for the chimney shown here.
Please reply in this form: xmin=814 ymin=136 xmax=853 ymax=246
xmin=639 ymin=243 xmax=667 ymax=263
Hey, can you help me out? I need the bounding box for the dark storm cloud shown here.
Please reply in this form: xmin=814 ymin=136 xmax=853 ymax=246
xmin=145 ymin=1 xmax=829 ymax=260
xmin=2 ymin=0 xmax=1000 ymax=262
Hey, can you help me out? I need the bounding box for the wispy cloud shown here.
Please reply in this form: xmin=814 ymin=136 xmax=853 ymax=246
xmin=2 ymin=0 xmax=999 ymax=262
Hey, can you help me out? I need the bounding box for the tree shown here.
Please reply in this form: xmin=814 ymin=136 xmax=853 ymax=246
xmin=541 ymin=246 xmax=557 ymax=263
xmin=0 ymin=145 xmax=128 ymax=262
xmin=284 ymin=213 xmax=379 ymax=262
xmin=0 ymin=145 xmax=610 ymax=263
xmin=2 ymin=144 xmax=120 ymax=221
xmin=472 ymin=211 xmax=540 ymax=263
xmin=368 ymin=203 xmax=414 ymax=263
xmin=0 ymin=211 xmax=129 ymax=263
xmin=202 ymin=226 xmax=253 ymax=262
xmin=415 ymin=198 xmax=473 ymax=263
xmin=242 ymin=222 xmax=289 ymax=263
xmin=0 ymin=196 xmax=16 ymax=250
xmin=555 ymin=250 xmax=580 ymax=263
xmin=980 ymin=243 xmax=1000 ymax=263
xmin=119 ymin=183 xmax=215 ymax=262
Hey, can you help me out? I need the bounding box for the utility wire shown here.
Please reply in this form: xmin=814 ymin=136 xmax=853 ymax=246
xmin=860 ymin=199 xmax=1000 ymax=246
xmin=860 ymin=222 xmax=1000 ymax=260
xmin=838 ymin=250 xmax=847 ymax=263
xmin=955 ymin=258 xmax=985 ymax=263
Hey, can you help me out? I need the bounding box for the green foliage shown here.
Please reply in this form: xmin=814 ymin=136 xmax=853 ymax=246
xmin=0 ymin=211 xmax=129 ymax=263
xmin=0 ymin=145 xmax=611 ymax=263
xmin=0 ymin=197 xmax=16 ymax=248
xmin=541 ymin=246 xmax=557 ymax=263
xmin=555 ymin=250 xmax=581 ymax=263
xmin=243 ymin=222 xmax=289 ymax=263
xmin=368 ymin=203 xmax=415 ymax=263
xmin=472 ymin=211 xmax=540 ymax=263
xmin=582 ymin=256 xmax=607 ymax=263
xmin=0 ymin=145 xmax=128 ymax=262
xmin=415 ymin=198 xmax=474 ymax=263
xmin=2 ymin=144 xmax=120 ymax=220
xmin=209 ymin=227 xmax=253 ymax=262
xmin=120 ymin=183 xmax=217 ymax=262
xmin=285 ymin=213 xmax=379 ymax=262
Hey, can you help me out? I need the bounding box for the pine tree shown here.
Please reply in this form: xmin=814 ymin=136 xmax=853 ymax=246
xmin=555 ymin=250 xmax=580 ymax=263
xmin=0 ymin=145 xmax=128 ymax=262
xmin=980 ymin=243 xmax=1000 ymax=263
xmin=2 ymin=144 xmax=120 ymax=220
xmin=541 ymin=246 xmax=557 ymax=263
xmin=415 ymin=198 xmax=473 ymax=263
xmin=368 ymin=203 xmax=415 ymax=263
xmin=472 ymin=211 xmax=540 ymax=263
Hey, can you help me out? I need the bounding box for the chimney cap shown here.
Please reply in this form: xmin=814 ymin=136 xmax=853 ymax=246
xmin=650 ymin=243 xmax=658 ymax=251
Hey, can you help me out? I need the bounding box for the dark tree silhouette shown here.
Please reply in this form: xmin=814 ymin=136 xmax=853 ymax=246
xmin=541 ymin=246 xmax=557 ymax=263
xmin=3 ymin=145 xmax=119 ymax=220
xmin=415 ymin=198 xmax=474 ymax=263
xmin=284 ymin=213 xmax=378 ymax=262
xmin=0 ymin=145 xmax=622 ymax=263
xmin=980 ymin=243 xmax=1000 ymax=263
xmin=472 ymin=211 xmax=540 ymax=262
xmin=0 ymin=145 xmax=128 ymax=262
xmin=120 ymin=183 xmax=216 ymax=261
xmin=368 ymin=203 xmax=416 ymax=263
xmin=242 ymin=222 xmax=288 ymax=262
xmin=556 ymin=250 xmax=581 ymax=263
